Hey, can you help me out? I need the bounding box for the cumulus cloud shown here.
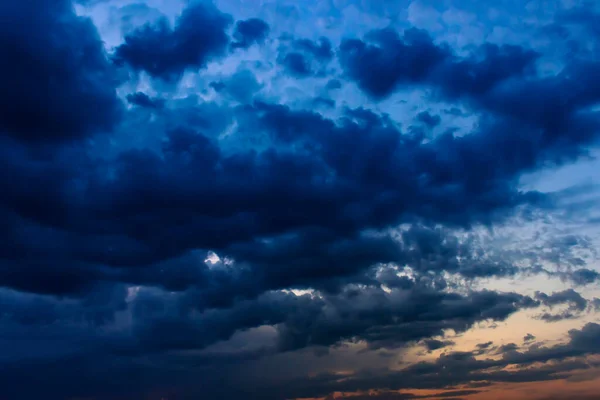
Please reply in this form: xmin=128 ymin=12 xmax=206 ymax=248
xmin=535 ymin=289 xmax=589 ymax=322
xmin=126 ymin=92 xmax=166 ymax=109
xmin=113 ymin=1 xmax=232 ymax=81
xmin=232 ymin=18 xmax=270 ymax=49
xmin=422 ymin=339 xmax=455 ymax=352
xmin=278 ymin=36 xmax=334 ymax=78
xmin=0 ymin=0 xmax=121 ymax=142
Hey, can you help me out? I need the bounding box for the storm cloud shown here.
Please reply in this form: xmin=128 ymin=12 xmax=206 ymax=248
xmin=1 ymin=0 xmax=600 ymax=399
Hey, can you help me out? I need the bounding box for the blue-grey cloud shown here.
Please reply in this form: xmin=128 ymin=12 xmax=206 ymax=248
xmin=232 ymin=18 xmax=270 ymax=49
xmin=2 ymin=0 xmax=600 ymax=399
xmin=126 ymin=92 xmax=166 ymax=109
xmin=278 ymin=36 xmax=333 ymax=78
xmin=114 ymin=1 xmax=232 ymax=81
xmin=0 ymin=0 xmax=121 ymax=142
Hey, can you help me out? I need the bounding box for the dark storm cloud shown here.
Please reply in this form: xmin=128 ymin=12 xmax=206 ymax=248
xmin=126 ymin=92 xmax=166 ymax=109
xmin=339 ymin=28 xmax=450 ymax=99
xmin=394 ymin=225 xmax=520 ymax=279
xmin=339 ymin=29 xmax=538 ymax=100
xmin=278 ymin=37 xmax=333 ymax=78
xmin=211 ymin=69 xmax=263 ymax=103
xmin=422 ymin=339 xmax=455 ymax=352
xmin=325 ymin=78 xmax=343 ymax=90
xmin=535 ymin=289 xmax=588 ymax=311
xmin=280 ymin=52 xmax=313 ymax=77
xmin=0 ymin=282 xmax=538 ymax=399
xmin=0 ymin=0 xmax=121 ymax=142
xmin=258 ymin=323 xmax=600 ymax=399
xmin=275 ymin=288 xmax=536 ymax=352
xmin=592 ymin=298 xmax=600 ymax=311
xmin=0 ymin=91 xmax=548 ymax=300
xmin=434 ymin=43 xmax=539 ymax=100
xmin=2 ymin=1 xmax=600 ymax=399
xmin=536 ymin=235 xmax=594 ymax=268
xmin=497 ymin=343 xmax=519 ymax=353
xmin=113 ymin=1 xmax=231 ymax=81
xmin=534 ymin=289 xmax=589 ymax=322
xmin=292 ymin=37 xmax=334 ymax=62
xmin=569 ymin=268 xmax=600 ymax=286
xmin=0 ymin=284 xmax=127 ymax=328
xmin=1 ymin=266 xmax=536 ymax=358
xmin=0 ymin=1 xmax=590 ymax=298
xmin=524 ymin=333 xmax=536 ymax=343
xmin=251 ymin=101 xmax=546 ymax=226
xmin=339 ymin=26 xmax=600 ymax=163
xmin=416 ymin=111 xmax=441 ymax=129
xmin=476 ymin=341 xmax=493 ymax=350
xmin=553 ymin=3 xmax=600 ymax=38
xmin=537 ymin=312 xmax=578 ymax=322
xmin=312 ymin=96 xmax=336 ymax=109
xmin=232 ymin=18 xmax=270 ymax=49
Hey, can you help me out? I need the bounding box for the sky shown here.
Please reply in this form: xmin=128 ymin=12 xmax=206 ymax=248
xmin=1 ymin=0 xmax=600 ymax=399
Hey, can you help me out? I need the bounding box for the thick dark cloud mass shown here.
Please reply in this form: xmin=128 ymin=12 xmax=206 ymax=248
xmin=248 ymin=323 xmax=600 ymax=400
xmin=338 ymin=29 xmax=538 ymax=100
xmin=211 ymin=69 xmax=263 ymax=103
xmin=117 ymin=283 xmax=536 ymax=356
xmin=422 ymin=339 xmax=455 ymax=352
xmin=0 ymin=101 xmax=543 ymax=299
xmin=569 ymin=268 xmax=600 ymax=285
xmin=281 ymin=52 xmax=313 ymax=77
xmin=535 ymin=289 xmax=589 ymax=322
xmin=2 ymin=0 xmax=600 ymax=399
xmin=0 ymin=0 xmax=121 ymax=142
xmin=126 ymin=92 xmax=165 ymax=109
xmin=416 ymin=111 xmax=441 ymax=129
xmin=339 ymin=28 xmax=451 ymax=98
xmin=293 ymin=37 xmax=333 ymax=62
xmin=339 ymin=27 xmax=600 ymax=164
xmin=554 ymin=3 xmax=600 ymax=38
xmin=0 ymin=282 xmax=539 ymax=399
xmin=279 ymin=37 xmax=333 ymax=78
xmin=232 ymin=18 xmax=270 ymax=49
xmin=114 ymin=1 xmax=231 ymax=80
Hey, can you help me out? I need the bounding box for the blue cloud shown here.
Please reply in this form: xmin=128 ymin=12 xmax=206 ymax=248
xmin=2 ymin=1 xmax=600 ymax=399
xmin=278 ymin=36 xmax=334 ymax=78
xmin=232 ymin=18 xmax=270 ymax=49
xmin=114 ymin=1 xmax=232 ymax=81
xmin=0 ymin=0 xmax=121 ymax=142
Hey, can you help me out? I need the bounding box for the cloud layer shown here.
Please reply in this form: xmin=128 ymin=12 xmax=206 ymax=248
xmin=1 ymin=0 xmax=600 ymax=399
